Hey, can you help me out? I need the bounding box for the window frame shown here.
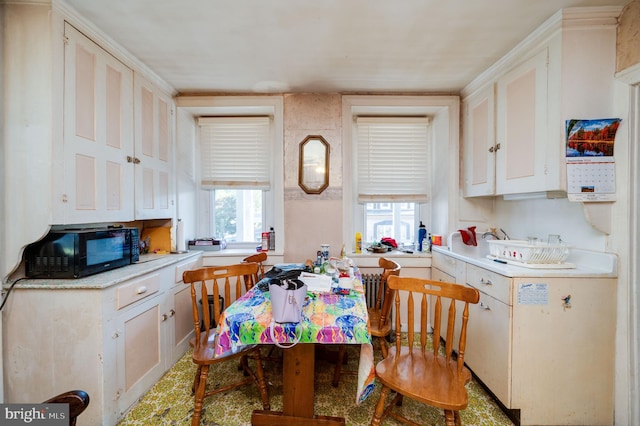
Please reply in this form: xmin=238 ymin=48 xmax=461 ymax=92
xmin=342 ymin=95 xmax=460 ymax=252
xmin=180 ymin=96 xmax=284 ymax=251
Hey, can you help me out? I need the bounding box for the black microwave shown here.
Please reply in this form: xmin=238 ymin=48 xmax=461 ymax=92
xmin=25 ymin=227 xmax=140 ymax=278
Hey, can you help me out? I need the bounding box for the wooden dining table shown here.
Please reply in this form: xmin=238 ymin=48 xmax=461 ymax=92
xmin=214 ymin=267 xmax=375 ymax=425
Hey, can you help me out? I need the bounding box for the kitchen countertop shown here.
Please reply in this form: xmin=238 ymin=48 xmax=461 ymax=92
xmin=4 ymin=250 xmax=202 ymax=290
xmin=432 ymin=245 xmax=617 ymax=278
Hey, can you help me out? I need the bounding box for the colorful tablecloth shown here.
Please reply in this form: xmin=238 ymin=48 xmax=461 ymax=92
xmin=215 ymin=271 xmax=376 ymax=404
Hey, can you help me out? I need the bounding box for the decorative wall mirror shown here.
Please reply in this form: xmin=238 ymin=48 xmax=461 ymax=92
xmin=298 ymin=135 xmax=329 ymax=194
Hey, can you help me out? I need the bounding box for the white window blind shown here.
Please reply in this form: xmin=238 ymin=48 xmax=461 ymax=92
xmin=198 ymin=116 xmax=271 ymax=189
xmin=356 ymin=116 xmax=430 ymax=203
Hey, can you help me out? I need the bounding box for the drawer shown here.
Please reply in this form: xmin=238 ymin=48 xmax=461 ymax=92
xmin=117 ymin=273 xmax=160 ymax=310
xmin=431 ymin=250 xmax=459 ymax=279
xmin=174 ymin=257 xmax=202 ymax=283
xmin=465 ymin=263 xmax=511 ymax=305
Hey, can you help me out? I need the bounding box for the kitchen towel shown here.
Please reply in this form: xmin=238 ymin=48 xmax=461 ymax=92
xmin=458 ymin=226 xmax=478 ymax=246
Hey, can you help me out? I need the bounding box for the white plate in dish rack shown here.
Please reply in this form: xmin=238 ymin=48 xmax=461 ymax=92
xmin=486 ymin=255 xmax=576 ymax=269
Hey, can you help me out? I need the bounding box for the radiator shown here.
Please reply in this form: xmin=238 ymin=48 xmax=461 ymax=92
xmin=361 ymin=273 xmax=383 ymax=308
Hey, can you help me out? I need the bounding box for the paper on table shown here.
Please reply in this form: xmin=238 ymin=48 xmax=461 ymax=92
xmin=299 ymin=272 xmax=333 ymax=293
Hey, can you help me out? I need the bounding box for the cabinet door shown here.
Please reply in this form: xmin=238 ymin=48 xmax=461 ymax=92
xmin=167 ymin=256 xmax=202 ymax=364
xmin=134 ymin=74 xmax=175 ymax=219
xmin=465 ymin=290 xmax=512 ymax=407
xmin=463 ymin=84 xmax=496 ymax=197
xmin=169 ymin=284 xmax=194 ymax=364
xmin=114 ymin=289 xmax=166 ymax=416
xmin=495 ymin=47 xmax=549 ymax=195
xmin=61 ymin=23 xmax=134 ymax=223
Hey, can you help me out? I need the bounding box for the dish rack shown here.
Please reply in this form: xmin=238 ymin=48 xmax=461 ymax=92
xmin=487 ymin=240 xmax=570 ymax=264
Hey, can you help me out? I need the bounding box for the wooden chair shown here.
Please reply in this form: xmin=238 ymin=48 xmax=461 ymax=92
xmin=242 ymin=251 xmax=267 ymax=280
xmin=371 ymin=275 xmax=480 ymax=426
xmin=43 ymin=390 xmax=90 ymax=426
xmin=332 ymin=257 xmax=401 ymax=387
xmin=183 ymin=263 xmax=269 ymax=426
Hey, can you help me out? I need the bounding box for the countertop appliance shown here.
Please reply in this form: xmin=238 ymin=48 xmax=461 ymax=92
xmin=25 ymin=227 xmax=139 ymax=278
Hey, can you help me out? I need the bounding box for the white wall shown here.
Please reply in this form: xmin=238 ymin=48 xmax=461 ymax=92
xmin=175 ymin=108 xmax=198 ymax=246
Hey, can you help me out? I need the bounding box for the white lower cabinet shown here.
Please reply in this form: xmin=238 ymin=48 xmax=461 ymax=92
xmin=2 ymin=252 xmax=202 ymax=426
xmin=432 ymin=251 xmax=616 ymax=425
xmin=464 ymin=263 xmax=616 ymax=425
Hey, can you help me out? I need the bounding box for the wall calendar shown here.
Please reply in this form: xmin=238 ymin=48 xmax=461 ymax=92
xmin=566 ymin=118 xmax=621 ymax=202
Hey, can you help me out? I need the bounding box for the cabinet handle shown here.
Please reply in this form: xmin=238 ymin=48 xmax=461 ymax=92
xmin=136 ymin=286 xmax=147 ymax=294
xmin=133 ymin=157 xmax=141 ymax=164
xmin=480 ymin=278 xmax=493 ymax=285
xmin=169 ymin=309 xmax=176 ymax=317
xmin=488 ymin=144 xmax=502 ymax=153
xmin=480 ymin=302 xmax=491 ymax=311
xmin=127 ymin=155 xmax=134 ymax=163
xmin=161 ymin=314 xmax=168 ymax=321
xmin=112 ymin=330 xmax=120 ymax=339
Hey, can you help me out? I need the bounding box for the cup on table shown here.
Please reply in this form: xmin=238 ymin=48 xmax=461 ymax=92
xmin=338 ymin=277 xmax=353 ymax=289
xmin=320 ymin=244 xmax=330 ymax=262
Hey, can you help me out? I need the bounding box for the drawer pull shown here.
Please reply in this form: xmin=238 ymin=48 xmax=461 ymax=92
xmin=480 ymin=278 xmax=493 ymax=285
xmin=480 ymin=302 xmax=491 ymax=311
xmin=136 ymin=286 xmax=148 ymax=295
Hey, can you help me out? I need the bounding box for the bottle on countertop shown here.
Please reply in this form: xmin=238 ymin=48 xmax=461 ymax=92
xmin=269 ymin=227 xmax=275 ymax=250
xmin=355 ymin=232 xmax=362 ymax=254
xmin=418 ymin=221 xmax=427 ymax=252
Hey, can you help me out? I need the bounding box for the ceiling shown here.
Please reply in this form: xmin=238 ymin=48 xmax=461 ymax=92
xmin=63 ymin=0 xmax=629 ymax=95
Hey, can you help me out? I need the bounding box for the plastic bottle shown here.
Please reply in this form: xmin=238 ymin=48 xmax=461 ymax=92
xmin=355 ymin=232 xmax=362 ymax=254
xmin=268 ymin=227 xmax=275 ymax=250
xmin=418 ymin=221 xmax=427 ymax=252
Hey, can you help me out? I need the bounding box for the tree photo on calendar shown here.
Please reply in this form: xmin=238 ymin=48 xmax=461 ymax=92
xmin=566 ymin=118 xmax=621 ymax=157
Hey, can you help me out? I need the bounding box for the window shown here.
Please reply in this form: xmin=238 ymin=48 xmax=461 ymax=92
xmin=212 ymin=189 xmax=263 ymax=244
xmin=365 ymin=202 xmax=415 ymax=245
xmin=198 ymin=117 xmax=270 ymax=245
xmin=197 ymin=110 xmax=281 ymax=248
xmin=355 ymin=116 xmax=430 ymax=247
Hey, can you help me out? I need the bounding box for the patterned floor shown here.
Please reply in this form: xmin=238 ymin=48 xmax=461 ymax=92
xmin=119 ymin=343 xmax=515 ymax=426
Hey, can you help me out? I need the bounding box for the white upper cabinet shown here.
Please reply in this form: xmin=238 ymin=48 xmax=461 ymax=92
xmin=462 ymin=84 xmax=496 ymax=197
xmin=133 ymin=74 xmax=175 ymax=220
xmin=60 ymin=22 xmax=134 ymax=223
xmin=58 ymin=23 xmax=175 ymax=224
xmin=462 ymin=7 xmax=619 ymax=198
xmin=495 ymin=47 xmax=549 ymax=195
